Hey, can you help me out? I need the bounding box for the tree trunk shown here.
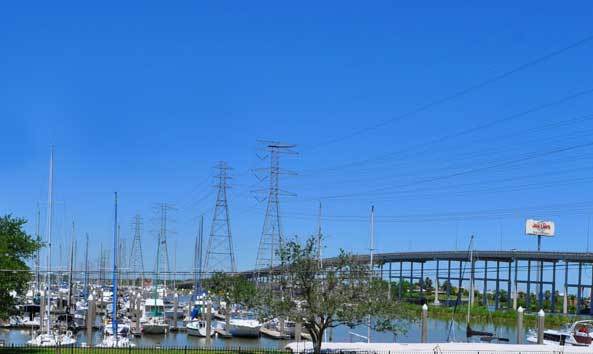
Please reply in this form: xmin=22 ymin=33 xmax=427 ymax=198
xmin=312 ymin=326 xmax=325 ymax=354
xmin=313 ymin=335 xmax=323 ymax=354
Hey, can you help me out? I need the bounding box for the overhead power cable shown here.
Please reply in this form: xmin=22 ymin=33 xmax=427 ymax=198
xmin=306 ymin=34 xmax=593 ymax=151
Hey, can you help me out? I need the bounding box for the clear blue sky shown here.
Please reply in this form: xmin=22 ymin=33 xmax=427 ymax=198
xmin=2 ymin=1 xmax=593 ymax=274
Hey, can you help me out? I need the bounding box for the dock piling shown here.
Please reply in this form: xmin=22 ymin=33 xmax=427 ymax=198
xmin=421 ymin=304 xmax=428 ymax=343
xmin=206 ymin=302 xmax=212 ymax=342
xmin=86 ymin=294 xmax=95 ymax=347
xmin=516 ymin=306 xmax=523 ymax=344
xmin=537 ymin=309 xmax=545 ymax=344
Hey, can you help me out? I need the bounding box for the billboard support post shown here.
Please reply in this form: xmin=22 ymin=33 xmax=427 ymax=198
xmin=526 ymin=219 xmax=555 ymax=311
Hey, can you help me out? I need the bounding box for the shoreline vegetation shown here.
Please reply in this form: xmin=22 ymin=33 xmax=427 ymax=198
xmin=402 ymin=302 xmax=579 ymax=328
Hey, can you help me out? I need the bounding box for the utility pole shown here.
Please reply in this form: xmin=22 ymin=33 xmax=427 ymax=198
xmin=129 ymin=214 xmax=145 ymax=286
xmin=254 ymin=141 xmax=297 ymax=282
xmin=204 ymin=161 xmax=237 ymax=273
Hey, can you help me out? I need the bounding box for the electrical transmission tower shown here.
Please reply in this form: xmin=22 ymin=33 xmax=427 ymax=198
xmin=254 ymin=141 xmax=297 ymax=279
xmin=204 ymin=161 xmax=237 ymax=274
xmin=155 ymin=203 xmax=174 ymax=287
xmin=129 ymin=214 xmax=145 ymax=286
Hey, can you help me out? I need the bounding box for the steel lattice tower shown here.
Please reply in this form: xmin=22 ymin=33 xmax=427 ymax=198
xmin=204 ymin=161 xmax=237 ymax=274
xmin=254 ymin=142 xmax=297 ymax=278
xmin=155 ymin=203 xmax=173 ymax=287
xmin=129 ymin=214 xmax=145 ymax=285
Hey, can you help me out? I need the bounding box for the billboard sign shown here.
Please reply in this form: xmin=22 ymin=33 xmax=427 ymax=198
xmin=525 ymin=219 xmax=555 ymax=237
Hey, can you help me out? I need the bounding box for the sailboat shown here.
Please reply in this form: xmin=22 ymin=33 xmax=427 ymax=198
xmin=463 ymin=236 xmax=509 ymax=343
xmin=28 ymin=147 xmax=77 ymax=347
xmin=186 ymin=216 xmax=213 ymax=337
xmin=140 ymin=222 xmax=169 ymax=334
xmin=98 ymin=192 xmax=135 ymax=348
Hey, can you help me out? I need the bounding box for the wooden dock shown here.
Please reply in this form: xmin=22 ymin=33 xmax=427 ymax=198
xmin=260 ymin=327 xmax=290 ymax=339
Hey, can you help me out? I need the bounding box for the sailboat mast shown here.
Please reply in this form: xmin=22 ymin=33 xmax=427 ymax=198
xmin=84 ymin=233 xmax=89 ymax=299
xmin=45 ymin=146 xmax=54 ymax=334
xmin=467 ymin=235 xmax=474 ymax=324
xmin=317 ymin=202 xmax=323 ymax=269
xmin=67 ymin=222 xmax=75 ymax=317
xmin=112 ymin=192 xmax=119 ymax=339
xmin=35 ymin=203 xmax=41 ymax=294
xmin=198 ymin=215 xmax=203 ymax=288
xmin=368 ymin=205 xmax=375 ymax=343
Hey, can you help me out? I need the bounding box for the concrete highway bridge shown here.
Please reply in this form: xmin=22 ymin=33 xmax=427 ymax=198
xmin=240 ymin=250 xmax=593 ymax=314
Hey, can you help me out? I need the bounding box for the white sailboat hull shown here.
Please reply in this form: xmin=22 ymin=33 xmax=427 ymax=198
xmin=229 ymin=319 xmax=261 ymax=337
xmin=186 ymin=320 xmax=213 ymax=337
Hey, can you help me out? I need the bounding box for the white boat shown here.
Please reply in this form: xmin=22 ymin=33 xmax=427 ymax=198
xmin=140 ymin=297 xmax=170 ymax=332
xmin=527 ymin=320 xmax=593 ymax=346
xmin=104 ymin=321 xmax=131 ymax=336
xmin=266 ymin=318 xmax=296 ymax=337
xmin=142 ymin=317 xmax=169 ymax=334
xmin=186 ymin=320 xmax=213 ymax=337
xmin=228 ymin=318 xmax=261 ymax=337
xmin=27 ymin=331 xmax=77 ymax=347
xmin=165 ymin=307 xmax=185 ymax=319
xmin=97 ymin=335 xmax=136 ymax=348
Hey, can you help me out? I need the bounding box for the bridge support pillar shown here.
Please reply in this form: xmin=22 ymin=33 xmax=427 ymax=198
xmin=590 ymin=264 xmax=593 ymax=315
xmin=399 ymin=261 xmax=403 ymax=300
xmin=563 ymin=261 xmax=569 ymax=314
xmin=507 ymin=261 xmax=512 ymax=309
xmin=483 ymin=260 xmax=488 ymax=306
xmin=551 ymin=262 xmax=556 ymax=313
xmin=577 ymin=262 xmax=583 ymax=314
xmin=526 ymin=260 xmax=531 ymax=310
xmin=495 ymin=260 xmax=500 ymax=310
xmin=513 ymin=259 xmax=518 ymax=310
xmin=447 ymin=260 xmax=452 ymax=303
xmin=420 ymin=262 xmax=425 ymax=300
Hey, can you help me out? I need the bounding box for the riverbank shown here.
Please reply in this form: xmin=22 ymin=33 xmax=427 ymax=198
xmin=403 ymin=302 xmax=579 ymax=327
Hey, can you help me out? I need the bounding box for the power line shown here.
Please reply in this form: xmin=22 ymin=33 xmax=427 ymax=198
xmin=306 ymin=33 xmax=593 ymax=151
xmin=317 ymin=141 xmax=593 ymax=200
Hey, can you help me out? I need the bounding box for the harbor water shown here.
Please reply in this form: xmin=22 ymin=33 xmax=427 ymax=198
xmin=0 ymin=318 xmax=527 ymax=348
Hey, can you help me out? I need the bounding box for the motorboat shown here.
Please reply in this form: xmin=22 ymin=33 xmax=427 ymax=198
xmin=104 ymin=320 xmax=131 ymax=336
xmin=228 ymin=318 xmax=261 ymax=337
xmin=527 ymin=320 xmax=593 ymax=346
xmin=27 ymin=331 xmax=77 ymax=347
xmin=265 ymin=318 xmax=296 ymax=337
xmin=186 ymin=320 xmax=213 ymax=337
xmin=141 ymin=317 xmax=169 ymax=334
xmin=140 ymin=298 xmax=169 ymax=334
xmin=165 ymin=306 xmax=185 ymax=319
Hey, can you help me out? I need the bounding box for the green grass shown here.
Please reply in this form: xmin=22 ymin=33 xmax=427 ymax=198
xmin=401 ymin=302 xmax=579 ymax=328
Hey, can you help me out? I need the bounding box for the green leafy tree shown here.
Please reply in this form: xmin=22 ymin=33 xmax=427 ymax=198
xmin=203 ymin=272 xmax=257 ymax=327
xmin=422 ymin=277 xmax=433 ymax=291
xmin=204 ymin=272 xmax=256 ymax=307
xmin=0 ymin=215 xmax=42 ymax=319
xmin=257 ymin=236 xmax=415 ymax=354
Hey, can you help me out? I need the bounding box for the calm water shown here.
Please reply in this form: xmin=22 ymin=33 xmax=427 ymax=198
xmin=0 ymin=319 xmax=530 ymax=348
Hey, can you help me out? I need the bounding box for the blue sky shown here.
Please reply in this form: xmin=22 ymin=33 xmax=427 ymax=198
xmin=2 ymin=1 xmax=593 ymax=274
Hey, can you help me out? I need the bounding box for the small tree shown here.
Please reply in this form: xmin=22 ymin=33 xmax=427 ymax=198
xmin=0 ymin=215 xmax=42 ymax=319
xmin=204 ymin=272 xmax=256 ymax=326
xmin=257 ymin=236 xmax=415 ymax=354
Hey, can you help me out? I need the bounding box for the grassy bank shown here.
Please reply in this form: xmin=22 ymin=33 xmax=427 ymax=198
xmin=402 ymin=302 xmax=578 ymax=328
